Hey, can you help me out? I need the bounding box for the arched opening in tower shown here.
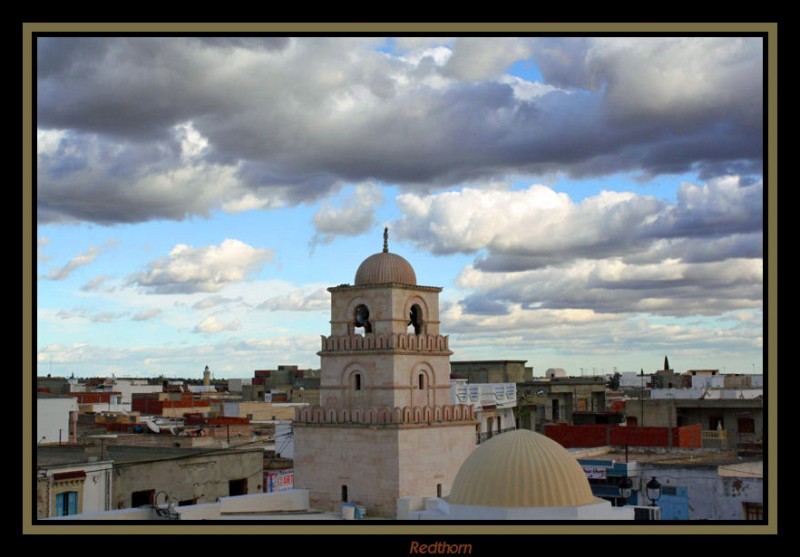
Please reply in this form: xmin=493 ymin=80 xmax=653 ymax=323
xmin=407 ymin=304 xmax=423 ymax=335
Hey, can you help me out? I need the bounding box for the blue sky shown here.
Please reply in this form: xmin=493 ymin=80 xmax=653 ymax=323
xmin=35 ymin=36 xmax=764 ymax=378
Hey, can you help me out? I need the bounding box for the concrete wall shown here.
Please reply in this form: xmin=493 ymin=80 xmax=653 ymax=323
xmin=450 ymin=361 xmax=530 ymax=384
xmin=226 ymin=401 xmax=300 ymax=421
xmin=37 ymin=397 xmax=79 ymax=445
xmin=111 ymin=448 xmax=264 ymax=509
xmin=650 ymin=464 xmax=763 ymax=520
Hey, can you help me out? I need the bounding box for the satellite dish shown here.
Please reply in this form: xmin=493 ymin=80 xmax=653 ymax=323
xmin=145 ymin=420 xmax=161 ymax=433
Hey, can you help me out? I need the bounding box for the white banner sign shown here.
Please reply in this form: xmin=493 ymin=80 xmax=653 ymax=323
xmin=583 ymin=466 xmax=608 ymax=479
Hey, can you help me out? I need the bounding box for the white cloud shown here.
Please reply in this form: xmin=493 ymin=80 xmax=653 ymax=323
xmin=311 ymin=183 xmax=384 ymax=245
xmin=192 ymin=315 xmax=240 ymax=334
xmin=192 ymin=295 xmax=241 ymax=310
xmin=257 ymin=287 xmax=330 ymax=312
xmin=37 ymin=237 xmax=51 ymax=262
xmin=90 ymin=311 xmax=126 ymax=323
xmin=394 ymin=184 xmax=662 ymax=259
xmin=395 ymin=178 xmax=761 ymax=267
xmin=44 ymin=240 xmax=118 ymax=280
xmin=443 ymin=37 xmax=534 ymax=81
xmin=454 ymin=256 xmax=761 ymax=318
xmin=132 ymin=308 xmax=162 ymax=321
xmin=131 ymin=239 xmax=274 ymax=294
xmin=81 ymin=274 xmax=114 ymax=292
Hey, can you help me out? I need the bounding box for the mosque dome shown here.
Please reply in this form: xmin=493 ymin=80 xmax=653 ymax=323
xmin=354 ymin=228 xmax=417 ymax=286
xmin=447 ymin=429 xmax=596 ymax=508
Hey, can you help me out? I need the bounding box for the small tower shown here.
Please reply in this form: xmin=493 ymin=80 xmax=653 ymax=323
xmin=203 ymin=365 xmax=211 ymax=387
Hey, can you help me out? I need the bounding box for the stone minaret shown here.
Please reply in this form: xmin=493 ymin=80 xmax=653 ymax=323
xmin=293 ymin=229 xmax=477 ymax=517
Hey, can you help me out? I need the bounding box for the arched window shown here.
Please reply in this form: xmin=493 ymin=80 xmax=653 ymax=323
xmin=354 ymin=373 xmax=362 ymax=391
xmin=418 ymin=373 xmax=425 ymax=389
xmin=407 ymin=304 xmax=423 ymax=335
xmin=354 ymin=304 xmax=372 ymax=335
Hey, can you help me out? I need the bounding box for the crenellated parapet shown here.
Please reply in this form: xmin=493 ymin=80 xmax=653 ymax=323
xmin=319 ymin=332 xmax=451 ymax=354
xmin=294 ymin=403 xmax=476 ymax=425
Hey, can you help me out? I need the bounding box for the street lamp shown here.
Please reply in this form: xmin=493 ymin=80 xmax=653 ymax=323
xmin=618 ymin=476 xmax=633 ymax=506
xmin=645 ymin=476 xmax=662 ymax=506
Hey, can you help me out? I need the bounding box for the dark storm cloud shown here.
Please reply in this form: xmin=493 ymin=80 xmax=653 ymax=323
xmin=37 ymin=36 xmax=763 ymax=225
xmin=192 ymin=37 xmax=292 ymax=50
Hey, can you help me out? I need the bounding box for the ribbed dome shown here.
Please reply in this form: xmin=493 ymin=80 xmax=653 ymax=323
xmin=354 ymin=252 xmax=417 ymax=286
xmin=447 ymin=430 xmax=595 ymax=508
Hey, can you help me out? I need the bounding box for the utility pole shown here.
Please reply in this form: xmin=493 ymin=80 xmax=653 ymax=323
xmin=639 ymin=368 xmax=645 ymax=427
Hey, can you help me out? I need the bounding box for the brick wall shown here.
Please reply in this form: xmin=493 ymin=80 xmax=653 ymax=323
xmin=544 ymin=423 xmax=702 ymax=448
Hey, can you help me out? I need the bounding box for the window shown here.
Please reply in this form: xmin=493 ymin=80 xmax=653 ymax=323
xmin=178 ymin=498 xmax=197 ymax=506
xmin=229 ymin=478 xmax=247 ymax=496
xmin=738 ymin=417 xmax=755 ymax=434
xmin=418 ymin=374 xmax=425 ymax=389
xmin=55 ymin=491 xmax=78 ymax=516
xmin=743 ymin=502 xmax=763 ymax=520
xmin=552 ymin=399 xmax=560 ymax=422
xmin=710 ymin=416 xmax=724 ymax=430
xmin=437 ymin=484 xmax=442 ymax=498
xmin=354 ymin=305 xmax=371 ymax=334
xmin=354 ymin=373 xmax=362 ymax=391
xmin=341 ymin=485 xmax=348 ymax=502
xmin=131 ymin=489 xmax=155 ymax=507
xmin=408 ymin=304 xmax=423 ymax=335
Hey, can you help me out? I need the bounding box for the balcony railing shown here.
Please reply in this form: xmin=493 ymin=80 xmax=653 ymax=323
xmin=476 ymin=427 xmax=517 ymax=444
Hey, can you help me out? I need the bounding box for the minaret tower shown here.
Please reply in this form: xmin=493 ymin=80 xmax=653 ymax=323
xmin=203 ymin=365 xmax=211 ymax=387
xmin=293 ymin=228 xmax=477 ymax=517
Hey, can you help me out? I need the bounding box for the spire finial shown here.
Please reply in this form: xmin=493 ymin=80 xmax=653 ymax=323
xmin=383 ymin=227 xmax=389 ymax=253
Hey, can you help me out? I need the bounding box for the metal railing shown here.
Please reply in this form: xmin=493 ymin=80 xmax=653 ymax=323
xmin=476 ymin=427 xmax=517 ymax=444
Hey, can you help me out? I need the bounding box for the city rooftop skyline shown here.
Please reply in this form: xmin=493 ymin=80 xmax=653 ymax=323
xmin=35 ymin=34 xmax=765 ymax=378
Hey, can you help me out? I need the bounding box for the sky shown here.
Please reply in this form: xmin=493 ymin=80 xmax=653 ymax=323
xmin=34 ymin=35 xmax=765 ymax=379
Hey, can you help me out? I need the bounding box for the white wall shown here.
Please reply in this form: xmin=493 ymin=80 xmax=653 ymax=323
xmin=37 ymin=397 xmax=78 ymax=445
xmin=620 ymin=372 xmax=644 ymax=387
xmin=651 ymin=388 xmax=762 ymax=400
xmin=692 ymin=375 xmax=715 ymax=389
xmin=407 ymin=497 xmax=633 ymax=520
xmin=112 ymin=380 xmax=162 ymax=404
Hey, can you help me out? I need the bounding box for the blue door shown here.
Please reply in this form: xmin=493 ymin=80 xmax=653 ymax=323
xmin=658 ymin=487 xmax=689 ymax=520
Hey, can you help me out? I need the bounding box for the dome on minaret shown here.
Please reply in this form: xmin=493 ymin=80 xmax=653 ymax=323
xmin=354 ymin=227 xmax=417 ymax=286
